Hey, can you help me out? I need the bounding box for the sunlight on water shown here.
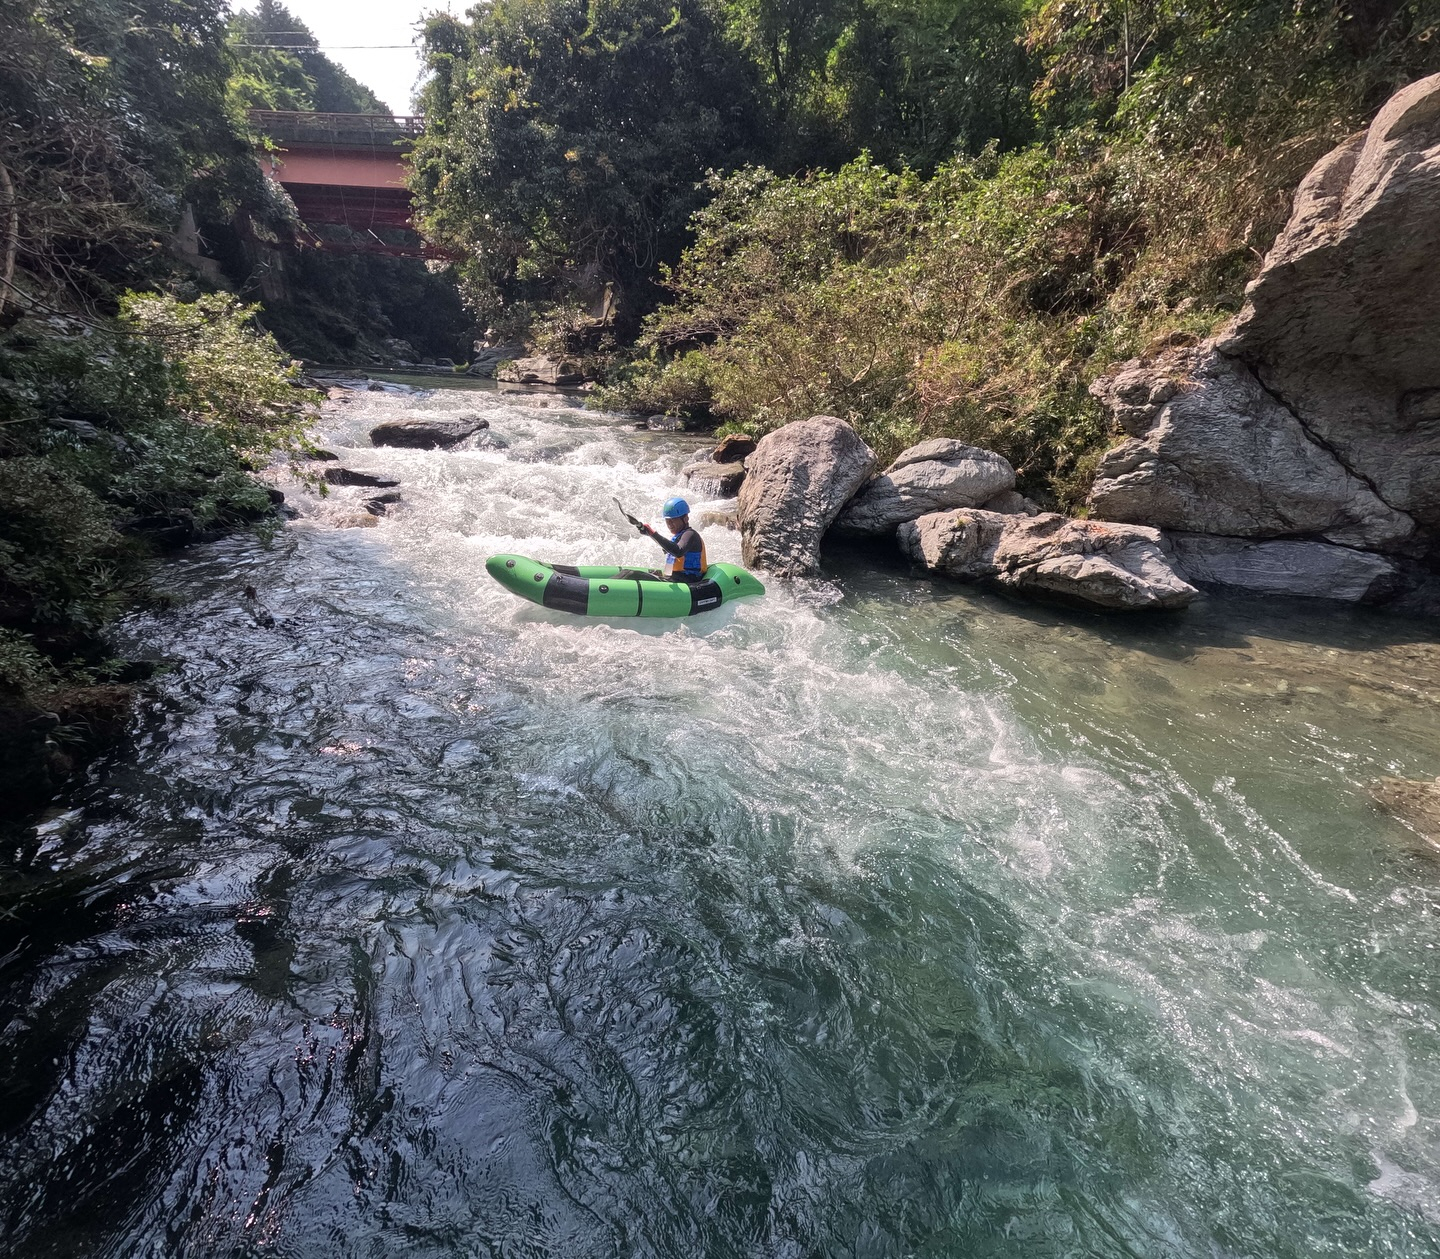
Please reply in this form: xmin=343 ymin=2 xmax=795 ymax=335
xmin=3 ymin=381 xmax=1440 ymax=1257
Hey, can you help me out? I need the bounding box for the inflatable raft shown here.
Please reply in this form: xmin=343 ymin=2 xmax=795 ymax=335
xmin=486 ymin=554 xmax=765 ymax=617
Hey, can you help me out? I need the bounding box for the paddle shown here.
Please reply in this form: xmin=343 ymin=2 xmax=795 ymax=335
xmin=613 ymin=497 xmax=651 ymax=534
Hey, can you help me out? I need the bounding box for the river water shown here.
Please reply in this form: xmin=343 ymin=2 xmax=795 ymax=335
xmin=4 ymin=382 xmax=1440 ymax=1257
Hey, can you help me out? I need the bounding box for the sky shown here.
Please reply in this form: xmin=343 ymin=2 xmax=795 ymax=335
xmin=239 ymin=0 xmax=455 ymax=114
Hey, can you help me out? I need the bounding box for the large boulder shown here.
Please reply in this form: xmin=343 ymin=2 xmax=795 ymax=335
xmin=496 ymin=356 xmax=586 ymax=387
xmin=1167 ymin=534 xmax=1403 ymax=603
xmin=369 ymin=416 xmax=490 ymax=449
xmin=1088 ymin=73 xmax=1440 ymax=582
xmin=834 ymin=439 xmax=1015 ymax=535
xmin=737 ymin=417 xmax=876 ymax=576
xmin=1088 ymin=346 xmax=1415 ymax=550
xmin=1217 ymin=72 xmax=1440 ymax=527
xmin=898 ymin=510 xmax=1197 ymax=611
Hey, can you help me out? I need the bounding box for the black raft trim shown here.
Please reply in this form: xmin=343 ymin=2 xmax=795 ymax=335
xmin=541 ymin=570 xmax=592 ymax=615
xmin=687 ymin=579 xmax=723 ymax=616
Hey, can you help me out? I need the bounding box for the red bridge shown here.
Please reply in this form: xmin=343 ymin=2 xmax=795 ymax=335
xmin=252 ymin=111 xmax=450 ymax=258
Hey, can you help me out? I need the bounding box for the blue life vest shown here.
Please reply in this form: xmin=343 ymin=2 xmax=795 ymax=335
xmin=663 ymin=528 xmax=708 ymax=579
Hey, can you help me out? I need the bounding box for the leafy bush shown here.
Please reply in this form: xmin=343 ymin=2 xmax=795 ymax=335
xmin=0 ymin=292 xmax=316 ymax=688
xmin=118 ymin=292 xmax=316 ymax=454
xmin=603 ymin=149 xmax=1182 ymax=502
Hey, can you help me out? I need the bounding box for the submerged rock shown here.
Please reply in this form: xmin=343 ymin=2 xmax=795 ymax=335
xmin=738 ymin=416 xmax=876 ymax=577
xmin=899 ymin=509 xmax=1197 ymax=611
xmin=682 ymin=459 xmax=746 ymax=498
xmin=322 ymin=467 xmax=401 ymax=488
xmin=834 ymin=439 xmax=1015 ymax=535
xmin=364 ymin=491 xmax=402 ymax=517
xmin=1168 ymin=534 xmax=1403 ymax=603
xmin=370 ymin=416 xmax=489 ymax=449
xmin=1373 ymin=776 xmax=1440 ymax=847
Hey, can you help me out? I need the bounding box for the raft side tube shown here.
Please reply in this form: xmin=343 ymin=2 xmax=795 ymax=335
xmin=485 ymin=555 xmax=764 ymax=618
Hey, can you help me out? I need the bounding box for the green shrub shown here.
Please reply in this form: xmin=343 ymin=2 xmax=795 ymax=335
xmin=606 ymin=139 xmax=1287 ymax=504
xmin=0 ymin=292 xmax=317 ymax=694
xmin=0 ymin=630 xmax=58 ymax=698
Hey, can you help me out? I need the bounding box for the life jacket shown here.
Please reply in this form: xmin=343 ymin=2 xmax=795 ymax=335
xmin=663 ymin=528 xmax=707 ymax=580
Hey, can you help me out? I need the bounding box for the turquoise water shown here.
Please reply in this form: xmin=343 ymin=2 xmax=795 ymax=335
xmin=2 ymin=386 xmax=1439 ymax=1256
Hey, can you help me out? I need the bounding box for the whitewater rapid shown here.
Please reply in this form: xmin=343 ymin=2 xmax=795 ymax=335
xmin=2 ymin=379 xmax=1438 ymax=1257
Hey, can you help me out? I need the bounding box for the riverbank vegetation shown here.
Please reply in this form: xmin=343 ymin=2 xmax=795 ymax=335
xmin=0 ymin=0 xmax=328 ymax=813
xmin=0 ymin=295 xmax=315 ymax=812
xmin=417 ymin=0 xmax=1440 ymax=502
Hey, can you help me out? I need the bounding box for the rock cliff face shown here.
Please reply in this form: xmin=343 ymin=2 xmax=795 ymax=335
xmin=1087 ymin=72 xmax=1440 ymax=603
xmin=1089 ymin=347 xmax=1415 ymax=551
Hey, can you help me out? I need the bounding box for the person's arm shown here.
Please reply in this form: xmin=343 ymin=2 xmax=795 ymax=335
xmin=641 ymin=526 xmax=691 ymax=558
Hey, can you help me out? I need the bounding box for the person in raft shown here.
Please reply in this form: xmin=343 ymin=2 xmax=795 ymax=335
xmin=636 ymin=496 xmax=708 ymax=582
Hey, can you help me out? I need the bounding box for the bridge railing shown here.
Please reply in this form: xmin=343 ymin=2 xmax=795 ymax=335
xmin=249 ymin=111 xmax=425 ymax=149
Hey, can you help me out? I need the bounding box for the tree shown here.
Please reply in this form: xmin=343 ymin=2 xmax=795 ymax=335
xmin=0 ymin=0 xmax=264 ymax=316
xmin=411 ymin=0 xmax=765 ymax=336
xmin=227 ymin=1 xmax=391 ymax=115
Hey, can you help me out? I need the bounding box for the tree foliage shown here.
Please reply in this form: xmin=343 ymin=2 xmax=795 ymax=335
xmin=412 ymin=0 xmax=1039 ymax=329
xmin=227 ymin=0 xmax=391 ymax=115
xmin=411 ymin=0 xmax=765 ymax=336
xmin=0 ymin=0 xmax=268 ymax=316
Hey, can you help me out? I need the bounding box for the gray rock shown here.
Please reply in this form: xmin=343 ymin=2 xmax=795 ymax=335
xmin=322 ymin=467 xmax=400 ymax=488
xmin=737 ymin=417 xmax=877 ymax=577
xmin=899 ymin=510 xmax=1197 ymax=611
xmin=369 ymin=416 xmax=490 ymax=449
xmin=1168 ymin=534 xmax=1403 ymax=603
xmin=382 ymin=337 xmax=418 ymax=361
xmin=1088 ymin=346 xmax=1415 ymax=551
xmin=496 ymin=355 xmax=586 ymax=386
xmin=835 ymin=439 xmax=1015 ymax=535
xmin=683 ymin=460 xmax=746 ymax=498
xmin=467 ymin=342 xmax=526 ymax=377
xmin=1084 ymin=75 xmax=1440 ymax=584
xmin=646 ymin=415 xmax=683 ymax=431
xmin=364 ymin=491 xmax=402 ymax=517
xmin=1216 ymin=73 xmax=1440 ymax=531
xmin=712 ymin=434 xmax=757 ymax=463
xmin=980 ymin=489 xmax=1040 ymax=516
xmin=47 ymin=416 xmax=132 ymax=455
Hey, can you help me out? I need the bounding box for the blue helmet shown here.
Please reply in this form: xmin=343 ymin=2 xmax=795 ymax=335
xmin=662 ymin=496 xmax=690 ymax=519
